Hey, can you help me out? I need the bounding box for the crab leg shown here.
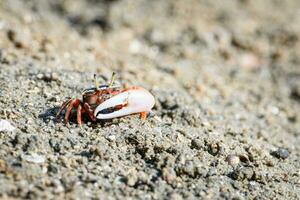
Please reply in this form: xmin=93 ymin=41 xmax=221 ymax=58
xmin=94 ymin=87 xmax=155 ymax=120
xmin=56 ymin=98 xmax=72 ymax=118
xmin=65 ymin=99 xmax=80 ymax=123
xmin=83 ymin=103 xmax=97 ymax=121
xmin=140 ymin=111 xmax=147 ymax=120
xmin=77 ymin=104 xmax=83 ymax=125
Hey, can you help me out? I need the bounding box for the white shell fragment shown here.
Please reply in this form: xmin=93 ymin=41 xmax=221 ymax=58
xmin=0 ymin=120 xmax=16 ymax=132
xmin=22 ymin=153 xmax=45 ymax=164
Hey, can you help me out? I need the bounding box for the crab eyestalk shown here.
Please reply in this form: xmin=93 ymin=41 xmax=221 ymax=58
xmin=108 ymin=72 xmax=116 ymax=88
xmin=94 ymin=74 xmax=99 ymax=90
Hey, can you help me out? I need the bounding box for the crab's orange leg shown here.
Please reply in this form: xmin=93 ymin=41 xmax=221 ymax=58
xmin=56 ymin=98 xmax=72 ymax=118
xmin=77 ymin=104 xmax=83 ymax=125
xmin=140 ymin=112 xmax=147 ymax=120
xmin=65 ymin=99 xmax=80 ymax=123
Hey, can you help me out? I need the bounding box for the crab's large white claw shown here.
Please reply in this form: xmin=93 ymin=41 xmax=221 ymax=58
xmin=94 ymin=87 xmax=155 ymax=119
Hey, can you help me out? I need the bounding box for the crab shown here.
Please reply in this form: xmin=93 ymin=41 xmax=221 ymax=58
xmin=56 ymin=73 xmax=155 ymax=125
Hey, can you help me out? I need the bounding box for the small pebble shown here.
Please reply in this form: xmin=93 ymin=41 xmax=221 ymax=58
xmin=226 ymin=155 xmax=240 ymax=166
xmin=271 ymin=148 xmax=289 ymax=159
xmin=240 ymin=53 xmax=260 ymax=70
xmin=36 ymin=73 xmax=44 ymax=79
xmin=169 ymin=192 xmax=183 ymax=200
xmin=22 ymin=153 xmax=45 ymax=164
xmin=36 ymin=72 xmax=59 ymax=82
xmin=51 ymin=72 xmax=59 ymax=81
xmin=126 ymin=171 xmax=138 ymax=186
xmin=106 ymin=134 xmax=116 ymax=142
xmin=0 ymin=119 xmax=15 ymax=132
xmin=162 ymin=167 xmax=176 ymax=184
xmin=208 ymin=142 xmax=220 ymax=156
xmin=231 ymin=167 xmax=254 ymax=180
xmin=290 ymin=82 xmax=300 ymax=101
xmin=129 ymin=39 xmax=143 ymax=54
xmin=191 ymin=139 xmax=203 ymax=150
xmin=0 ymin=159 xmax=6 ymax=172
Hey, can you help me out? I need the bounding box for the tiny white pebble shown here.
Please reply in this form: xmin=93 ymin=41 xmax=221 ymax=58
xmin=270 ymin=106 xmax=279 ymax=115
xmin=153 ymin=116 xmax=162 ymax=122
xmin=226 ymin=155 xmax=240 ymax=166
xmin=22 ymin=153 xmax=45 ymax=163
xmin=107 ymin=134 xmax=116 ymax=142
xmin=249 ymin=181 xmax=256 ymax=186
xmin=0 ymin=120 xmax=15 ymax=132
xmin=202 ymin=121 xmax=210 ymax=127
xmin=129 ymin=39 xmax=143 ymax=54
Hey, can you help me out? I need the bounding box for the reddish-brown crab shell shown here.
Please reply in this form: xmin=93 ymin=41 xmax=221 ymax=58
xmin=56 ymin=84 xmax=120 ymax=124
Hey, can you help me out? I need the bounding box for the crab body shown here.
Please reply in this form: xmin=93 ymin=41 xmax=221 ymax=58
xmin=56 ymin=74 xmax=155 ymax=125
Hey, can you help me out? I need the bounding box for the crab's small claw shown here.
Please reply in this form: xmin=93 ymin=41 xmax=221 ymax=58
xmin=94 ymin=87 xmax=155 ymax=119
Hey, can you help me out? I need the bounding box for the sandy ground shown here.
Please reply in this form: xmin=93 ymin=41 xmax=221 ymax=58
xmin=0 ymin=0 xmax=300 ymax=199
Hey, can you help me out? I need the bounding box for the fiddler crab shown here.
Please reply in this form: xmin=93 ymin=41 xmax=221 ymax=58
xmin=56 ymin=73 xmax=155 ymax=125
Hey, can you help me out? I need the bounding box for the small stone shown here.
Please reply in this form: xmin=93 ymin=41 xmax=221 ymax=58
xmin=208 ymin=142 xmax=220 ymax=156
xmin=231 ymin=167 xmax=254 ymax=180
xmin=253 ymin=171 xmax=267 ymax=184
xmin=269 ymin=106 xmax=279 ymax=115
xmin=162 ymin=167 xmax=176 ymax=184
xmin=191 ymin=139 xmax=203 ymax=150
xmin=126 ymin=176 xmax=137 ymax=186
xmin=36 ymin=72 xmax=59 ymax=82
xmin=126 ymin=170 xmax=138 ymax=186
xmin=291 ymin=83 xmax=300 ymax=101
xmin=226 ymin=155 xmax=240 ymax=166
xmin=248 ymin=181 xmax=256 ymax=191
xmin=148 ymin=29 xmax=166 ymax=44
xmin=89 ymin=146 xmax=103 ymax=159
xmin=129 ymin=39 xmax=143 ymax=54
xmin=169 ymin=192 xmax=183 ymax=200
xmin=7 ymin=28 xmax=31 ymax=48
xmin=271 ymin=148 xmax=289 ymax=159
xmin=240 ymin=53 xmax=260 ymax=70
xmin=14 ymin=134 xmax=28 ymax=145
xmin=7 ymin=29 xmax=16 ymax=42
xmin=0 ymin=119 xmax=15 ymax=132
xmin=51 ymin=72 xmax=59 ymax=81
xmin=36 ymin=73 xmax=44 ymax=79
xmin=206 ymin=168 xmax=217 ymax=177
xmin=22 ymin=153 xmax=45 ymax=164
xmin=137 ymin=171 xmax=148 ymax=183
xmin=238 ymin=155 xmax=250 ymax=163
xmin=265 ymin=159 xmax=274 ymax=167
xmin=106 ymin=134 xmax=116 ymax=142
xmin=0 ymin=159 xmax=6 ymax=172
